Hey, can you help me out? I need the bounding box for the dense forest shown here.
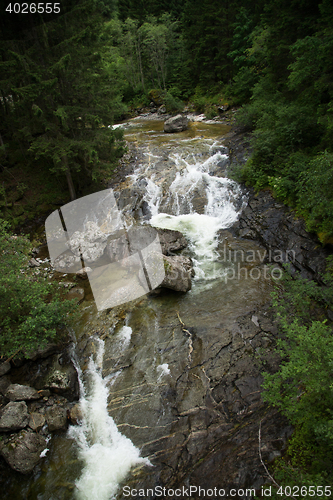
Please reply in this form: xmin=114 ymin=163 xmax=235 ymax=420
xmin=1 ymin=0 xmax=333 ymax=241
xmin=1 ymin=0 xmax=333 ymax=495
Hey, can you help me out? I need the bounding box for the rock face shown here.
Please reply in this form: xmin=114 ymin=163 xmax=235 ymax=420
xmin=100 ymin=303 xmax=293 ymax=499
xmin=0 ymin=375 xmax=10 ymax=395
xmin=28 ymin=413 xmax=46 ymax=432
xmin=160 ymin=255 xmax=192 ymax=292
xmin=106 ymin=231 xmax=131 ymax=262
xmin=66 ymin=287 xmax=85 ymax=302
xmin=42 ymin=353 xmax=79 ymax=400
xmin=45 ymin=406 xmax=68 ymax=432
xmin=164 ymin=114 xmax=188 ymax=133
xmin=68 ymin=403 xmax=83 ymax=425
xmin=231 ymin=188 xmax=331 ymax=281
xmin=0 ymin=430 xmax=47 ymax=474
xmin=67 ymin=220 xmax=109 ymax=263
xmin=0 ymin=362 xmax=11 ymax=377
xmin=0 ymin=401 xmax=29 ymax=432
xmin=5 ymin=384 xmax=40 ymax=402
xmin=156 ymin=228 xmax=188 ymax=255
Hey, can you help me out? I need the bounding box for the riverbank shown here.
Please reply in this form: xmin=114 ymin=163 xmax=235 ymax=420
xmin=1 ymin=112 xmax=332 ymax=498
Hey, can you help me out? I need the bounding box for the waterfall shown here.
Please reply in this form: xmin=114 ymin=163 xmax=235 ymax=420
xmin=68 ymin=338 xmax=150 ymax=500
xmin=146 ymin=151 xmax=245 ymax=282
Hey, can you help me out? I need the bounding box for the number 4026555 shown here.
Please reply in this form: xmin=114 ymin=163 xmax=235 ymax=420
xmin=6 ymin=3 xmax=60 ymax=14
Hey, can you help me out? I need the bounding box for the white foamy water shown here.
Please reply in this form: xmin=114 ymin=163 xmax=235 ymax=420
xmin=148 ymin=151 xmax=244 ymax=281
xmin=118 ymin=325 xmax=132 ymax=348
xmin=68 ymin=338 xmax=149 ymax=500
xmin=157 ymin=363 xmax=171 ymax=380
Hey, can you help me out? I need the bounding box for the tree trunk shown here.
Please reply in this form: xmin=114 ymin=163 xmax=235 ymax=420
xmin=63 ymin=156 xmax=76 ymax=201
xmin=0 ymin=132 xmax=6 ymax=158
xmin=136 ymin=37 xmax=146 ymax=93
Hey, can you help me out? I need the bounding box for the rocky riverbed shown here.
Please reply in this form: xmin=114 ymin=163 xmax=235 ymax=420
xmin=0 ymin=114 xmax=332 ymax=499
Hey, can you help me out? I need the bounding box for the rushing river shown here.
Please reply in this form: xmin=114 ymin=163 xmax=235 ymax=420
xmin=3 ymin=116 xmax=276 ymax=499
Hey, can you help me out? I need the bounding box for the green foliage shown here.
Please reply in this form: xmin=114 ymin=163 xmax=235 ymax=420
xmin=0 ymin=0 xmax=125 ymax=201
xmin=226 ymin=7 xmax=259 ymax=104
xmin=232 ymin=0 xmax=333 ymax=239
xmin=190 ymin=88 xmax=228 ymax=118
xmin=163 ymin=91 xmax=184 ymax=113
xmin=262 ymin=266 xmax=333 ymax=486
xmin=181 ymin=0 xmax=243 ymax=89
xmin=298 ymin=152 xmax=333 ymax=239
xmin=146 ymin=88 xmax=184 ymax=112
xmin=267 ymin=457 xmax=332 ymax=500
xmin=106 ymin=14 xmax=185 ymax=100
xmin=0 ymin=220 xmax=76 ymax=359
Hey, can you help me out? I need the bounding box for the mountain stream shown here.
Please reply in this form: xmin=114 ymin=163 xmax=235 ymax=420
xmin=3 ymin=116 xmax=284 ymax=499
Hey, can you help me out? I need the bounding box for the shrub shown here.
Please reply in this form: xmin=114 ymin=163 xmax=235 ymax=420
xmin=164 ymin=91 xmax=184 ymax=113
xmin=0 ymin=219 xmax=76 ymax=358
xmin=262 ymin=265 xmax=333 ymax=488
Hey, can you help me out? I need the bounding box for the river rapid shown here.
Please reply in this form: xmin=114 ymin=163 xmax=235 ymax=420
xmin=3 ymin=116 xmax=290 ymax=499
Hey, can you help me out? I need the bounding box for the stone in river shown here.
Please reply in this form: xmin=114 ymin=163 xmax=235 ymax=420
xmin=0 ymin=430 xmax=47 ymax=474
xmin=164 ymin=114 xmax=188 ymax=133
xmin=0 ymin=401 xmax=29 ymax=431
xmin=5 ymin=384 xmax=40 ymax=402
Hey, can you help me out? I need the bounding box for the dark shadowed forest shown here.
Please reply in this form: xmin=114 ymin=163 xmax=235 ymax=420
xmin=1 ymin=1 xmax=333 ymax=497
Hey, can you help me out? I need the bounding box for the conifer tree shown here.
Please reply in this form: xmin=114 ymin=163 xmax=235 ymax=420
xmin=0 ymin=0 xmax=125 ymax=200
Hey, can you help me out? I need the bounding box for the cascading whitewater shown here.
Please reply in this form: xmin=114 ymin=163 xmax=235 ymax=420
xmin=68 ymin=337 xmax=150 ymax=500
xmin=145 ymin=150 xmax=245 ymax=281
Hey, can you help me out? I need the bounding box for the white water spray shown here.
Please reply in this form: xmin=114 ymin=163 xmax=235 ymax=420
xmin=68 ymin=338 xmax=150 ymax=500
xmin=117 ymin=325 xmax=132 ymax=349
xmin=147 ymin=151 xmax=245 ymax=281
xmin=157 ymin=364 xmax=171 ymax=380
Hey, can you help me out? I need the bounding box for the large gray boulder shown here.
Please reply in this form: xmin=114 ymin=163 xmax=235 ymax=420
xmin=42 ymin=354 xmax=79 ymax=400
xmin=0 ymin=401 xmax=29 ymax=431
xmin=160 ymin=255 xmax=193 ymax=292
xmin=5 ymin=384 xmax=40 ymax=402
xmin=66 ymin=287 xmax=85 ymax=303
xmin=0 ymin=361 xmax=11 ymax=377
xmin=156 ymin=228 xmax=188 ymax=255
xmin=29 ymin=412 xmax=46 ymax=432
xmin=68 ymin=403 xmax=83 ymax=425
xmin=53 ymin=252 xmax=81 ymax=271
xmin=67 ymin=220 xmax=108 ymax=263
xmin=164 ymin=114 xmax=188 ymax=133
xmin=0 ymin=430 xmax=47 ymax=474
xmin=0 ymin=375 xmax=11 ymax=395
xmin=45 ymin=406 xmax=68 ymax=432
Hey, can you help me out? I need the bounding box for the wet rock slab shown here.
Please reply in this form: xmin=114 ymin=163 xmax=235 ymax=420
xmin=0 ymin=402 xmax=29 ymax=432
xmin=164 ymin=114 xmax=188 ymax=133
xmin=5 ymin=384 xmax=40 ymax=402
xmin=231 ymin=188 xmax=332 ymax=281
xmin=0 ymin=362 xmax=11 ymax=377
xmin=99 ymin=303 xmax=292 ymax=499
xmin=0 ymin=430 xmax=47 ymax=474
xmin=161 ymin=255 xmax=193 ymax=292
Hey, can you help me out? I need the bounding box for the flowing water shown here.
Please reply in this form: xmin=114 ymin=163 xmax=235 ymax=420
xmin=3 ymin=116 xmax=276 ymax=499
xmin=68 ymin=338 xmax=150 ymax=500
